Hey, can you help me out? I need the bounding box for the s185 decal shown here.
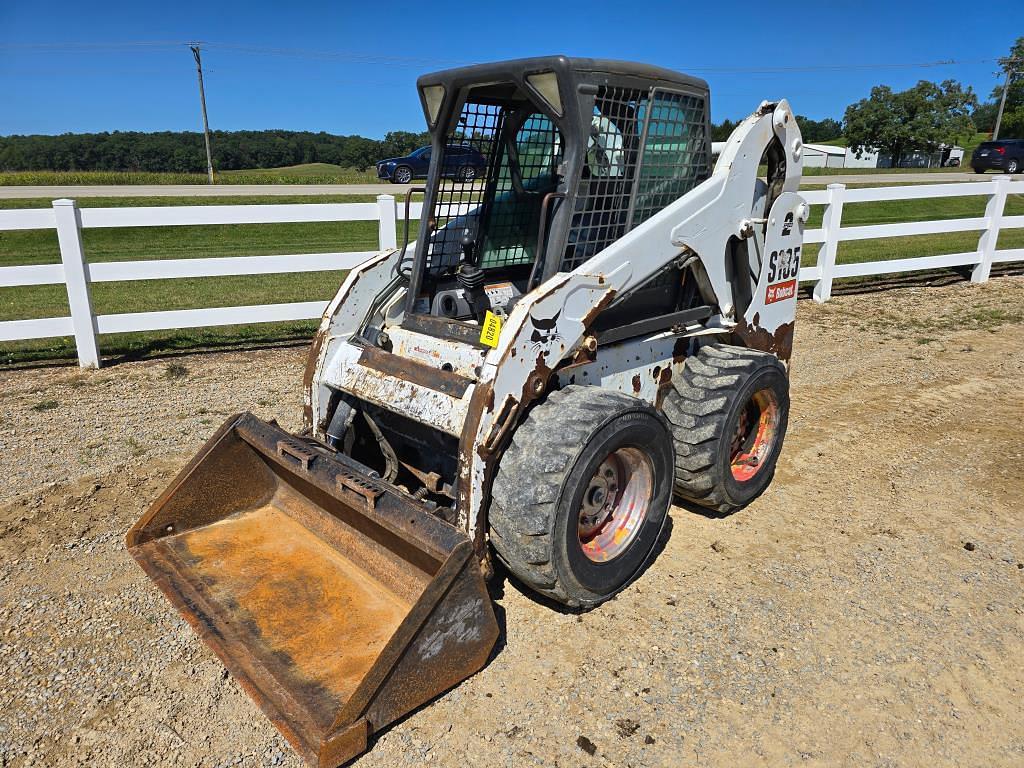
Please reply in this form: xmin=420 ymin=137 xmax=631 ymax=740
xmin=767 ymin=246 xmax=801 ymax=284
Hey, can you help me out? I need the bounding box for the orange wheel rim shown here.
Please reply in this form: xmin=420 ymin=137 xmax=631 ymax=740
xmin=730 ymin=389 xmax=779 ymax=482
xmin=577 ymin=447 xmax=653 ymax=562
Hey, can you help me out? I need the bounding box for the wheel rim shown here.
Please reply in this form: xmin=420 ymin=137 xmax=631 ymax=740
xmin=730 ymin=388 xmax=780 ymax=482
xmin=577 ymin=447 xmax=653 ymax=563
xmin=461 ymin=167 xmax=475 ymax=181
xmin=396 ymin=168 xmax=411 ymax=183
xmin=1010 ymin=161 xmax=1019 ymax=173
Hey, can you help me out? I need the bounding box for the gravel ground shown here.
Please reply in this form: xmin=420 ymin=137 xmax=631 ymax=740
xmin=1 ymin=276 xmax=1022 ymax=768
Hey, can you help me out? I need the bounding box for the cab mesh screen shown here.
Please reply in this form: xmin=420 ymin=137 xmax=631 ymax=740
xmin=562 ymin=87 xmax=708 ymax=271
xmin=427 ymin=101 xmax=505 ymax=272
xmin=562 ymin=86 xmax=646 ymax=271
xmin=428 ymin=100 xmax=562 ymax=271
xmin=632 ymin=90 xmax=708 ymax=226
xmin=479 ymin=113 xmax=561 ymax=268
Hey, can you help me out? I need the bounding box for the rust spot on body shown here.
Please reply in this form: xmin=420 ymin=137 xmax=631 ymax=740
xmin=734 ymin=312 xmax=795 ymax=362
xmin=631 ymin=374 xmax=642 ymax=394
xmin=580 ymin=288 xmax=618 ymax=329
xmin=173 ymin=497 xmax=411 ymax=716
xmin=672 ymin=335 xmax=690 ymax=365
xmin=358 ymin=345 xmax=471 ymax=398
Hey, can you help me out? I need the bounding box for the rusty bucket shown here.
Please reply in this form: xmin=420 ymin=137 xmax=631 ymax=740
xmin=127 ymin=413 xmax=498 ymax=767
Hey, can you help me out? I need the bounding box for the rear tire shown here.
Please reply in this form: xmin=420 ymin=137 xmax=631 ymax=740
xmin=489 ymin=386 xmax=673 ymax=609
xmin=1009 ymin=159 xmax=1020 ymax=174
xmin=974 ymin=167 xmax=986 ymax=174
xmin=662 ymin=344 xmax=789 ymax=514
xmin=458 ymin=165 xmax=477 ymax=182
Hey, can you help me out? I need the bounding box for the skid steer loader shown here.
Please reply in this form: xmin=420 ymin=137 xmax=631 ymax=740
xmin=127 ymin=56 xmax=806 ymax=766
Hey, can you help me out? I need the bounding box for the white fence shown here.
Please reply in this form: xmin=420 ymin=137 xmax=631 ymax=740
xmin=0 ymin=194 xmax=424 ymax=368
xmin=0 ymin=177 xmax=1022 ymax=368
xmin=799 ymin=175 xmax=1023 ymax=301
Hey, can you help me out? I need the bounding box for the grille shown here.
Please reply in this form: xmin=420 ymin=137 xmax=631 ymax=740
xmin=479 ymin=113 xmax=560 ymax=268
xmin=427 ymin=99 xmax=562 ymax=272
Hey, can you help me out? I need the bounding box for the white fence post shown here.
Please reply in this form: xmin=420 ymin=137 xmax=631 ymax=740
xmin=812 ymin=183 xmax=846 ymax=303
xmin=52 ymin=199 xmax=101 ymax=368
xmin=377 ymin=194 xmax=397 ymax=251
xmin=972 ymin=175 xmax=1009 ymax=284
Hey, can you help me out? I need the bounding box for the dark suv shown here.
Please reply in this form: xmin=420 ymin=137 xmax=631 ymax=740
xmin=971 ymin=139 xmax=1024 ymax=174
xmin=377 ymin=144 xmax=487 ymax=184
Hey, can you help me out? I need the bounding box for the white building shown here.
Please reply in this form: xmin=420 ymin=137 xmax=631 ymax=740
xmin=710 ymin=141 xmax=963 ymax=169
xmin=801 ymin=143 xmax=847 ymax=168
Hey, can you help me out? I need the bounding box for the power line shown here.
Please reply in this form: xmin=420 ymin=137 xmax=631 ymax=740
xmin=0 ymin=41 xmax=1006 ymax=75
xmin=682 ymin=58 xmax=990 ymax=74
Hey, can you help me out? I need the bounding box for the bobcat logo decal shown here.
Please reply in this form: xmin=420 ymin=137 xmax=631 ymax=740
xmin=529 ymin=311 xmax=563 ymax=352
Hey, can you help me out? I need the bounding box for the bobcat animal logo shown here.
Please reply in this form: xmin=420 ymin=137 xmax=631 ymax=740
xmin=530 ymin=311 xmax=563 ymax=351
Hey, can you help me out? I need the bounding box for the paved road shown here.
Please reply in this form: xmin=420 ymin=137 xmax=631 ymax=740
xmin=0 ymin=172 xmax=1000 ymax=199
xmin=800 ymin=171 xmax=986 ymax=185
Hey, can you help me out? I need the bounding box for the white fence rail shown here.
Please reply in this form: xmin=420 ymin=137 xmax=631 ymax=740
xmin=797 ymin=175 xmax=1023 ymax=301
xmin=0 ymin=177 xmax=1022 ymax=368
xmin=0 ymin=194 xmax=425 ymax=367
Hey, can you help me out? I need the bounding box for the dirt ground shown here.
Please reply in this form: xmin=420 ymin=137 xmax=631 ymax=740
xmin=1 ymin=276 xmax=1022 ymax=768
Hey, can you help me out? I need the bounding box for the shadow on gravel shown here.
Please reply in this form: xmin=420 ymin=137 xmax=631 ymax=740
xmin=672 ymin=495 xmax=740 ymax=521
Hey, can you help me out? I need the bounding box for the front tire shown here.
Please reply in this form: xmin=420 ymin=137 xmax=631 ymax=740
xmin=392 ymin=165 xmax=413 ymax=184
xmin=489 ymin=387 xmax=673 ymax=608
xmin=662 ymin=344 xmax=789 ymax=514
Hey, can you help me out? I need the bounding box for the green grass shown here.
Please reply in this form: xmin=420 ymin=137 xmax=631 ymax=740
xmin=0 ymin=164 xmax=381 ymax=186
xmin=803 ymin=165 xmax=963 ymax=176
xmin=218 ymin=163 xmax=375 ymax=181
xmin=0 ymin=187 xmax=1021 ymax=365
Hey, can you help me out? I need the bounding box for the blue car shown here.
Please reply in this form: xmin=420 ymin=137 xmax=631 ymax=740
xmin=377 ymin=144 xmax=487 ymax=184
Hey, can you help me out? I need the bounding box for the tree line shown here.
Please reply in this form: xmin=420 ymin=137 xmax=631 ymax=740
xmin=0 ymin=129 xmax=432 ymax=173
xmin=3 ymin=36 xmax=1021 ymax=177
xmin=0 ymin=117 xmax=843 ymax=174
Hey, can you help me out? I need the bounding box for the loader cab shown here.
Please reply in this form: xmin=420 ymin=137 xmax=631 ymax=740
xmin=402 ymin=56 xmax=712 ymax=336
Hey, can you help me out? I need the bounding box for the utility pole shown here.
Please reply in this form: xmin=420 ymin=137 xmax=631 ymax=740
xmin=190 ymin=44 xmax=215 ymax=184
xmin=993 ymin=56 xmax=1022 ymax=141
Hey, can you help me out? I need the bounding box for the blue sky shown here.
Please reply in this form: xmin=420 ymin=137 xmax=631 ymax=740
xmin=1 ymin=1 xmax=1021 ymax=137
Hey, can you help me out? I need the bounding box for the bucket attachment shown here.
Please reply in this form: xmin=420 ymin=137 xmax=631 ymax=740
xmin=127 ymin=413 xmax=499 ymax=767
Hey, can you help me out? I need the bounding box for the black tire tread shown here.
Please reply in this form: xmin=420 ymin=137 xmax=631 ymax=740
xmin=662 ymin=343 xmax=786 ymax=513
xmin=489 ymin=386 xmax=652 ymax=606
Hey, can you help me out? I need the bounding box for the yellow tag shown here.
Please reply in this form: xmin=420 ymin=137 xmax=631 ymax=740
xmin=479 ymin=311 xmax=502 ymax=348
